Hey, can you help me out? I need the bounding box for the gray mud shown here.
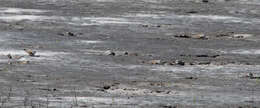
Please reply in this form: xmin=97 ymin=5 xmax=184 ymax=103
xmin=0 ymin=0 xmax=260 ymax=108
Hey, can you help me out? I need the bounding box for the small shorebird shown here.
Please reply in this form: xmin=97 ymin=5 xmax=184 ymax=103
xmin=249 ymin=73 xmax=254 ymax=79
xmin=6 ymin=53 xmax=25 ymax=64
xmin=24 ymin=49 xmax=36 ymax=56
xmin=7 ymin=54 xmax=12 ymax=59
xmin=7 ymin=54 xmax=12 ymax=64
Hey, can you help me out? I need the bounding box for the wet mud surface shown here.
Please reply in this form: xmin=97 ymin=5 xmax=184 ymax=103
xmin=1 ymin=0 xmax=260 ymax=107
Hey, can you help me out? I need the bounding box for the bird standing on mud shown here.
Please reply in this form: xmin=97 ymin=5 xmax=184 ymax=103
xmin=7 ymin=54 xmax=12 ymax=64
xmin=23 ymin=49 xmax=36 ymax=56
xmin=7 ymin=54 xmax=12 ymax=59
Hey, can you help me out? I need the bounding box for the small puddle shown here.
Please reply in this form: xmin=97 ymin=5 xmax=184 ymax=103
xmin=0 ymin=50 xmax=67 ymax=56
xmin=125 ymin=13 xmax=260 ymax=24
xmin=150 ymin=64 xmax=260 ymax=78
xmin=0 ymin=15 xmax=59 ymax=22
xmin=78 ymin=40 xmax=104 ymax=44
xmin=0 ymin=50 xmax=69 ymax=62
xmin=228 ymin=49 xmax=260 ymax=55
xmin=78 ymin=17 xmax=140 ymax=25
xmin=36 ymin=96 xmax=140 ymax=107
xmin=0 ymin=7 xmax=47 ymax=14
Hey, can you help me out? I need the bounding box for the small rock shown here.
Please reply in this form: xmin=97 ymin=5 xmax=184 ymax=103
xmin=39 ymin=88 xmax=58 ymax=91
xmin=180 ymin=54 xmax=192 ymax=57
xmin=148 ymin=60 xmax=162 ymax=65
xmin=174 ymin=33 xmax=207 ymax=39
xmin=196 ymin=54 xmax=220 ymax=58
xmin=202 ymin=0 xmax=209 ymax=3
xmin=216 ymin=32 xmax=234 ymax=37
xmin=166 ymin=62 xmax=175 ymax=65
xmin=211 ymin=61 xmax=228 ymax=65
xmin=186 ymin=10 xmax=198 ymax=14
xmin=18 ymin=61 xmax=30 ymax=64
xmin=191 ymin=33 xmax=208 ymax=39
xmin=160 ymin=105 xmax=177 ymax=108
xmin=195 ymin=55 xmax=209 ymax=57
xmin=103 ymin=85 xmax=111 ymax=90
xmin=211 ymin=55 xmax=220 ymax=58
xmin=181 ymin=54 xmax=220 ymax=58
xmin=129 ymin=53 xmax=138 ymax=56
xmin=124 ymin=52 xmax=138 ymax=56
xmin=185 ymin=77 xmax=198 ymax=80
xmin=167 ymin=60 xmax=185 ymax=66
xmin=197 ymin=61 xmax=211 ymax=65
xmin=174 ymin=34 xmax=190 ymax=38
xmin=111 ymin=82 xmax=120 ymax=86
xmin=155 ymin=90 xmax=164 ymax=93
xmin=142 ymin=24 xmax=149 ymax=27
xmin=67 ymin=32 xmax=76 ymax=37
xmin=166 ymin=91 xmax=171 ymax=94
xmin=104 ymin=50 xmax=116 ymax=56
xmin=216 ymin=32 xmax=252 ymax=39
xmin=124 ymin=51 xmax=129 ymax=55
xmin=156 ymin=25 xmax=161 ymax=28
xmin=232 ymin=34 xmax=252 ymax=38
xmin=79 ymin=105 xmax=88 ymax=107
xmin=78 ymin=32 xmax=83 ymax=35
xmin=58 ymin=32 xmax=77 ymax=37
xmin=175 ymin=60 xmax=185 ymax=66
xmin=242 ymin=73 xmax=260 ymax=79
xmin=57 ymin=33 xmax=65 ymax=36
xmin=26 ymin=75 xmax=32 ymax=77
xmin=188 ymin=62 xmax=195 ymax=65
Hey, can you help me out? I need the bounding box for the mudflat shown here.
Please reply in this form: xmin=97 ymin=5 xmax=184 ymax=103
xmin=0 ymin=0 xmax=260 ymax=107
